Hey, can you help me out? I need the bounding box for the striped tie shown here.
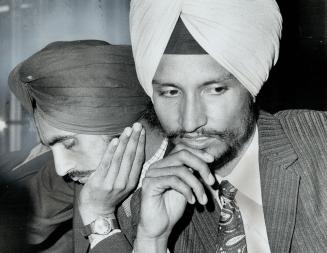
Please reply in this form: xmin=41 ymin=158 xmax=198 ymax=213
xmin=216 ymin=180 xmax=247 ymax=253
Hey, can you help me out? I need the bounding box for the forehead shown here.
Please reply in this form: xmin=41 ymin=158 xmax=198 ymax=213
xmin=36 ymin=116 xmax=77 ymax=144
xmin=153 ymin=54 xmax=232 ymax=84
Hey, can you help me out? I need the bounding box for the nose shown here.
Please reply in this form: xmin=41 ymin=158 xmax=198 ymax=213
xmin=52 ymin=147 xmax=75 ymax=176
xmin=180 ymin=93 xmax=207 ymax=132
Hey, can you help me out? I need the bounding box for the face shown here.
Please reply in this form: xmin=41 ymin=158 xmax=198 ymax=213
xmin=36 ymin=116 xmax=110 ymax=184
xmin=152 ymin=55 xmax=256 ymax=168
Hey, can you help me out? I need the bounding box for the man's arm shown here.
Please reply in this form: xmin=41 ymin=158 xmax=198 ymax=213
xmin=134 ymin=144 xmax=216 ymax=253
xmin=79 ymin=123 xmax=145 ymax=249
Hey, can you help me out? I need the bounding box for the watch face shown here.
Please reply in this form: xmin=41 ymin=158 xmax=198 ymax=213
xmin=93 ymin=218 xmax=111 ymax=235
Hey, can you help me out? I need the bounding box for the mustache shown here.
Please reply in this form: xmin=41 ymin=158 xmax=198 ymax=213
xmin=166 ymin=129 xmax=236 ymax=140
xmin=63 ymin=170 xmax=94 ymax=182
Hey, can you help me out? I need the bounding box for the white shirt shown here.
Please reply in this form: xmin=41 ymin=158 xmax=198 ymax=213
xmin=215 ymin=127 xmax=271 ymax=253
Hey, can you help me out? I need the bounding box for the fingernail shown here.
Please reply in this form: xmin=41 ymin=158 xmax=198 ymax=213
xmin=133 ymin=122 xmax=142 ymax=131
xmin=111 ymin=138 xmax=119 ymax=146
xmin=208 ymin=174 xmax=215 ymax=185
xmin=204 ymin=153 xmax=214 ymax=162
xmin=191 ymin=195 xmax=196 ymax=204
xmin=202 ymin=193 xmax=208 ymax=205
xmin=124 ymin=127 xmax=132 ymax=137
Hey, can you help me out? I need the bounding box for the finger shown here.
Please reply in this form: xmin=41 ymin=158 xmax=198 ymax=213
xmin=127 ymin=128 xmax=145 ymax=188
xmin=94 ymin=137 xmax=119 ymax=179
xmin=171 ymin=143 xmax=214 ymax=163
xmin=114 ymin=124 xmax=143 ymax=188
xmin=150 ymin=150 xmax=215 ymax=186
xmin=104 ymin=126 xmax=133 ymax=183
xmin=146 ymin=166 xmax=207 ymax=205
xmin=142 ymin=175 xmax=195 ymax=204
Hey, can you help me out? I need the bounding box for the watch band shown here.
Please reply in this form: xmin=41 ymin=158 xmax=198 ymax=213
xmin=80 ymin=217 xmax=119 ymax=237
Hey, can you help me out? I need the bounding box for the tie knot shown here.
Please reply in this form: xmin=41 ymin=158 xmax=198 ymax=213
xmin=219 ymin=180 xmax=237 ymax=201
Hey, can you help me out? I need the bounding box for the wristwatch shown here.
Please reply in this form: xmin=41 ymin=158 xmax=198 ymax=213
xmin=80 ymin=217 xmax=119 ymax=237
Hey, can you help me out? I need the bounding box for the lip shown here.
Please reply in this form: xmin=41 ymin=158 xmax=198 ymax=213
xmin=179 ymin=136 xmax=213 ymax=149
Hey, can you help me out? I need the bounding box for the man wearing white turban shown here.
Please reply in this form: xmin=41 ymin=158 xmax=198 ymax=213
xmin=126 ymin=0 xmax=327 ymax=253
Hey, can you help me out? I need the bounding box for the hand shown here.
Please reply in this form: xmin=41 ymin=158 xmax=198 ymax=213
xmin=78 ymin=122 xmax=145 ymax=225
xmin=134 ymin=144 xmax=215 ymax=252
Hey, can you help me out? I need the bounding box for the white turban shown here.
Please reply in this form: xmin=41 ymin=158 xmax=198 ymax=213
xmin=130 ymin=0 xmax=282 ymax=97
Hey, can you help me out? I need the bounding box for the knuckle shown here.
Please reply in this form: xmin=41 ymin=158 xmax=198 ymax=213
xmin=169 ymin=176 xmax=179 ymax=185
xmin=113 ymin=182 xmax=126 ymax=191
xmin=177 ymin=149 xmax=190 ymax=158
xmin=104 ymin=184 xmax=114 ymax=192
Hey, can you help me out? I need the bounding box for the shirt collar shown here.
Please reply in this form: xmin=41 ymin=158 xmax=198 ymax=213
xmin=216 ymin=126 xmax=262 ymax=205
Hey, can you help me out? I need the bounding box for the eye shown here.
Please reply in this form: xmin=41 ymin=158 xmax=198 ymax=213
xmin=203 ymin=84 xmax=227 ymax=95
xmin=158 ymin=87 xmax=181 ymax=98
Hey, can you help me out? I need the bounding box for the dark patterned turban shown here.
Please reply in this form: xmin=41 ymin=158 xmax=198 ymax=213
xmin=8 ymin=40 xmax=150 ymax=135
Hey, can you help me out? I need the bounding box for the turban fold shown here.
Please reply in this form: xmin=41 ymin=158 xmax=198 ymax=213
xmin=9 ymin=40 xmax=150 ymax=135
xmin=130 ymin=0 xmax=283 ymax=97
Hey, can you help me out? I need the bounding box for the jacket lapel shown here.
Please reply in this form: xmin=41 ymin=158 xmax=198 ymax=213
xmin=192 ymin=198 xmax=221 ymax=253
xmin=258 ymin=111 xmax=300 ymax=253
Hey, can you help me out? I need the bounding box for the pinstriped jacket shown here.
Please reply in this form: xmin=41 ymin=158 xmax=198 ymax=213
xmin=29 ymin=110 xmax=327 ymax=253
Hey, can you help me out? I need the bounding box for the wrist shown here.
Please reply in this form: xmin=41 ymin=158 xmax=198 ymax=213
xmin=78 ymin=204 xmax=116 ymax=225
xmin=134 ymin=236 xmax=168 ymax=253
xmin=134 ymin=226 xmax=169 ymax=253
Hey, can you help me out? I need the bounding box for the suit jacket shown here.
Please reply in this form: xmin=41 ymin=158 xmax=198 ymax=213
xmin=117 ymin=110 xmax=327 ymax=253
xmin=24 ymin=157 xmax=134 ymax=253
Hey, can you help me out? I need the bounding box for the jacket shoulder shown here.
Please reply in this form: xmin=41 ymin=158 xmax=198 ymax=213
xmin=274 ymin=109 xmax=327 ymax=138
xmin=273 ymin=109 xmax=327 ymax=172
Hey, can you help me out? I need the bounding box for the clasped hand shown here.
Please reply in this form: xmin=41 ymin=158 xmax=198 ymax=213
xmin=135 ymin=144 xmax=216 ymax=252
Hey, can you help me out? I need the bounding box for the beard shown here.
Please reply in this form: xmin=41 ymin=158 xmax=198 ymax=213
xmin=164 ymin=97 xmax=257 ymax=172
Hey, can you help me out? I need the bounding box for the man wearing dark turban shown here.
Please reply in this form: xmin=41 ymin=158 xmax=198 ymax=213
xmin=126 ymin=0 xmax=327 ymax=253
xmin=7 ymin=40 xmax=165 ymax=253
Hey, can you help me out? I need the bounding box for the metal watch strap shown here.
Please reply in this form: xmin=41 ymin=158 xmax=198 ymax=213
xmin=80 ymin=217 xmax=119 ymax=237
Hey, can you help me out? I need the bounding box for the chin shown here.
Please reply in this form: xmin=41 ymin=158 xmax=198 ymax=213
xmin=203 ymin=141 xmax=229 ymax=159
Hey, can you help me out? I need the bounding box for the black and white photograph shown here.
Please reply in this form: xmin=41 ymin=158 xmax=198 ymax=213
xmin=0 ymin=0 xmax=326 ymax=252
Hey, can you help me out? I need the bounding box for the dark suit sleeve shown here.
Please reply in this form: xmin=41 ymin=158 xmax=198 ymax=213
xmin=26 ymin=155 xmax=74 ymax=245
xmin=89 ymin=189 xmax=142 ymax=253
xmin=90 ymin=232 xmax=133 ymax=253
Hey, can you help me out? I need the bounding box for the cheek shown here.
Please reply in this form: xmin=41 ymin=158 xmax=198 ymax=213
xmin=153 ymin=97 xmax=180 ymax=131
xmin=205 ymin=93 xmax=247 ymax=130
xmin=78 ymin=139 xmax=107 ymax=170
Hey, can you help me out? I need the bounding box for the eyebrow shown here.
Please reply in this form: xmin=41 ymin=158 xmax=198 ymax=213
xmin=152 ymin=73 xmax=234 ymax=87
xmin=152 ymin=81 xmax=179 ymax=87
xmin=47 ymin=135 xmax=76 ymax=147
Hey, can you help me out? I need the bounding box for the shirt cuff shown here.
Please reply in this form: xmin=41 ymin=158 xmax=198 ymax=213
xmin=89 ymin=229 xmax=121 ymax=249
